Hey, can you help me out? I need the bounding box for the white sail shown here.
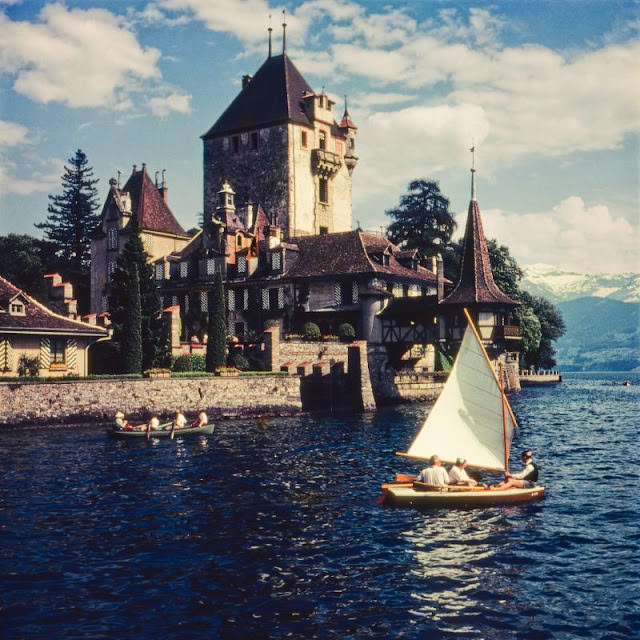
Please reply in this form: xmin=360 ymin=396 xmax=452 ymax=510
xmin=405 ymin=318 xmax=518 ymax=471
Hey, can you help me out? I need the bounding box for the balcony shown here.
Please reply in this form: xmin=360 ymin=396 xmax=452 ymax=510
xmin=311 ymin=148 xmax=342 ymax=177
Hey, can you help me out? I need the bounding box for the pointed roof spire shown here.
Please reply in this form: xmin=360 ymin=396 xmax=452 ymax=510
xmin=441 ymin=155 xmax=518 ymax=308
xmin=339 ymin=94 xmax=357 ymax=129
xmin=268 ymin=14 xmax=272 ymax=58
xmin=470 ymin=144 xmax=476 ymax=201
xmin=282 ymin=9 xmax=287 ymax=53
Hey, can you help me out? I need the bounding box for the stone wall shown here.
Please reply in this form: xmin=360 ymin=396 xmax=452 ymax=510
xmin=0 ymin=375 xmax=302 ymax=427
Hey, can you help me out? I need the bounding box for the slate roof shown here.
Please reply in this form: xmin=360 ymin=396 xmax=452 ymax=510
xmin=285 ymin=231 xmax=442 ymax=284
xmin=0 ymin=275 xmax=108 ymax=336
xmin=120 ymin=167 xmax=187 ymax=236
xmin=441 ymin=199 xmax=518 ymax=306
xmin=202 ymin=54 xmax=315 ymax=138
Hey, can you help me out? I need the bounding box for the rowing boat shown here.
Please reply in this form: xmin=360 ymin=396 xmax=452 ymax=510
xmin=108 ymin=424 xmax=214 ymax=438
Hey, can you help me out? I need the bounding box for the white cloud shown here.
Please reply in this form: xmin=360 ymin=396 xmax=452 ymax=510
xmin=155 ymin=0 xmax=272 ymax=42
xmin=0 ymin=4 xmax=162 ymax=108
xmin=0 ymin=120 xmax=29 ymax=147
xmin=478 ymin=197 xmax=639 ymax=274
xmin=149 ymin=92 xmax=192 ymax=117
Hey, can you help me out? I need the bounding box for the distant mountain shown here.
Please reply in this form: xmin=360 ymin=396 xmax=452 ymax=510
xmin=553 ymin=298 xmax=639 ymax=371
xmin=521 ymin=264 xmax=640 ymax=303
xmin=518 ymin=265 xmax=639 ymax=371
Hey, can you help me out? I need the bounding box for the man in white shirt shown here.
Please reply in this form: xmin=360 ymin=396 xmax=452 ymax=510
xmin=448 ymin=458 xmax=478 ymax=486
xmin=416 ymin=455 xmax=449 ymax=486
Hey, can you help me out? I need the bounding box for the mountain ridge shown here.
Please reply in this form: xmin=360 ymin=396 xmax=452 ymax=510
xmin=521 ymin=263 xmax=640 ymax=303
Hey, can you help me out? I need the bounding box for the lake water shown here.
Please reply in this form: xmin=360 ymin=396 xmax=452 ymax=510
xmin=1 ymin=372 xmax=638 ymax=639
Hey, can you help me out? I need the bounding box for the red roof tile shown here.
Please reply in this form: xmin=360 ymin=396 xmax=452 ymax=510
xmin=121 ymin=167 xmax=187 ymax=236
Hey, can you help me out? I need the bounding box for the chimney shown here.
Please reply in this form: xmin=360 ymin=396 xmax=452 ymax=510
xmin=437 ymin=254 xmax=444 ymax=301
xmin=246 ymin=202 xmax=254 ymax=230
xmin=242 ymin=74 xmax=252 ymax=89
xmin=158 ymin=169 xmax=168 ymax=202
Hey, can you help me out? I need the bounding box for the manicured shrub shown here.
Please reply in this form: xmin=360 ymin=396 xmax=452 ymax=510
xmin=302 ymin=322 xmax=321 ymax=341
xmin=228 ymin=352 xmax=250 ymax=371
xmin=172 ymin=354 xmax=193 ymax=372
xmin=338 ymin=322 xmax=356 ymax=341
xmin=190 ymin=353 xmax=206 ymax=371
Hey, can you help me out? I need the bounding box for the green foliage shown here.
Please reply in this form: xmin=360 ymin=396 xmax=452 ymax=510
xmin=206 ymin=271 xmax=227 ymax=371
xmin=122 ymin=265 xmax=143 ymax=374
xmin=337 ymin=322 xmax=356 ymax=341
xmin=107 ymin=217 xmax=163 ymax=372
xmin=515 ymin=305 xmax=542 ymax=365
xmin=172 ymin=354 xmax=193 ymax=372
xmin=385 ymin=179 xmax=457 ymax=263
xmin=0 ymin=234 xmax=58 ymax=301
xmin=303 ymin=322 xmax=321 ymax=341
xmin=17 ymin=355 xmax=40 ymax=377
xmin=486 ymin=239 xmax=524 ymax=299
xmin=172 ymin=353 xmax=206 ymax=372
xmin=35 ymin=149 xmax=100 ymax=274
xmin=228 ymin=352 xmax=250 ymax=370
xmin=264 ymin=319 xmax=279 ymax=330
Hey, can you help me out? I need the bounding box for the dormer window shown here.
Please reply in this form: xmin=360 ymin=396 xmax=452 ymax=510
xmin=10 ymin=302 xmax=25 ymax=316
xmin=236 ymin=234 xmax=243 ymax=248
xmin=271 ymin=251 xmax=282 ymax=271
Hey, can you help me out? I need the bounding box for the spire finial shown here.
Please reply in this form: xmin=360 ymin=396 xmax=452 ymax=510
xmin=470 ymin=144 xmax=477 ymax=201
xmin=282 ymin=9 xmax=287 ymax=53
xmin=268 ymin=14 xmax=272 ymax=58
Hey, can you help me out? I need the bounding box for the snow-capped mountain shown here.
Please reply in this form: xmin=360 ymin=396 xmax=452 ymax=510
xmin=521 ymin=264 xmax=640 ymax=303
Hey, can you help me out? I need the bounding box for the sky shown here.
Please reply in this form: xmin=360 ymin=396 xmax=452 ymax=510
xmin=0 ymin=0 xmax=638 ymax=275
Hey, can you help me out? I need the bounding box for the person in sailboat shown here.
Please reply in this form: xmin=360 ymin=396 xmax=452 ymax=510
xmin=448 ymin=458 xmax=478 ymax=486
xmin=492 ymin=450 xmax=538 ymax=490
xmin=416 ymin=455 xmax=449 ymax=486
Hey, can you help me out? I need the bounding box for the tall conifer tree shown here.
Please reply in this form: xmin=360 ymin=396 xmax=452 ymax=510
xmin=107 ymin=216 xmax=163 ymax=372
xmin=36 ymin=149 xmax=100 ymax=273
xmin=206 ymin=271 xmax=227 ymax=371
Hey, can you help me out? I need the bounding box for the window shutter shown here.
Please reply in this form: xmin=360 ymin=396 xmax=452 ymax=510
xmin=243 ymin=289 xmax=249 ymax=310
xmin=227 ymin=289 xmax=235 ymax=311
xmin=65 ymin=338 xmax=77 ymax=371
xmin=40 ymin=337 xmax=51 ymax=370
xmin=278 ymin=287 xmax=285 ymax=309
xmin=262 ymin=288 xmax=269 ymax=310
xmin=334 ymin=282 xmax=342 ymax=305
xmin=352 ymin=281 xmax=359 ymax=303
xmin=200 ymin=291 xmax=208 ymax=312
xmin=0 ymin=339 xmax=12 ymax=372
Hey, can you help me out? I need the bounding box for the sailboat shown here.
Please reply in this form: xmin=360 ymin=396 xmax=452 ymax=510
xmin=380 ymin=309 xmax=545 ymax=508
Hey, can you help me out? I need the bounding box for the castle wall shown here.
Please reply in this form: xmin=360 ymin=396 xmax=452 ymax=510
xmin=0 ymin=376 xmax=302 ymax=426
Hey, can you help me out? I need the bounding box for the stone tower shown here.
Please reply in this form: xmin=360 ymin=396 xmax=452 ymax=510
xmin=201 ymin=26 xmax=357 ymax=238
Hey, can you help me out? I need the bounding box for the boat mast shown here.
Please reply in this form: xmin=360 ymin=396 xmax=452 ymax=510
xmin=499 ymin=362 xmax=509 ymax=473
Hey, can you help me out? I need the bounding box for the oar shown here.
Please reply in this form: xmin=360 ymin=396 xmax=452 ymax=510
xmin=170 ymin=422 xmax=176 ymax=439
xmin=146 ymin=422 xmax=151 ymax=440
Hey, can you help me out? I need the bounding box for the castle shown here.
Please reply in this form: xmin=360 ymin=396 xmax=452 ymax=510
xmin=89 ymin=26 xmax=521 ymax=387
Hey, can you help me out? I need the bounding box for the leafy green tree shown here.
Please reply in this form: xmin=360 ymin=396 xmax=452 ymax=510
xmin=385 ymin=179 xmax=458 ymax=276
xmin=206 ymin=271 xmax=227 ymax=371
xmin=485 ymin=241 xmax=565 ymax=369
xmin=520 ymin=292 xmax=566 ymax=369
xmin=0 ymin=234 xmax=58 ymax=300
xmin=107 ymin=216 xmax=163 ymax=372
xmin=486 ymin=239 xmax=524 ymax=299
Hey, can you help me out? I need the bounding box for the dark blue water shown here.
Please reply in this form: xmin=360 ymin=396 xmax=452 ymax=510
xmin=1 ymin=372 xmax=638 ymax=639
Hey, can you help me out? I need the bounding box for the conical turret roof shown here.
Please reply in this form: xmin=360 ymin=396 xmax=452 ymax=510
xmin=442 ymin=198 xmax=518 ymax=306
